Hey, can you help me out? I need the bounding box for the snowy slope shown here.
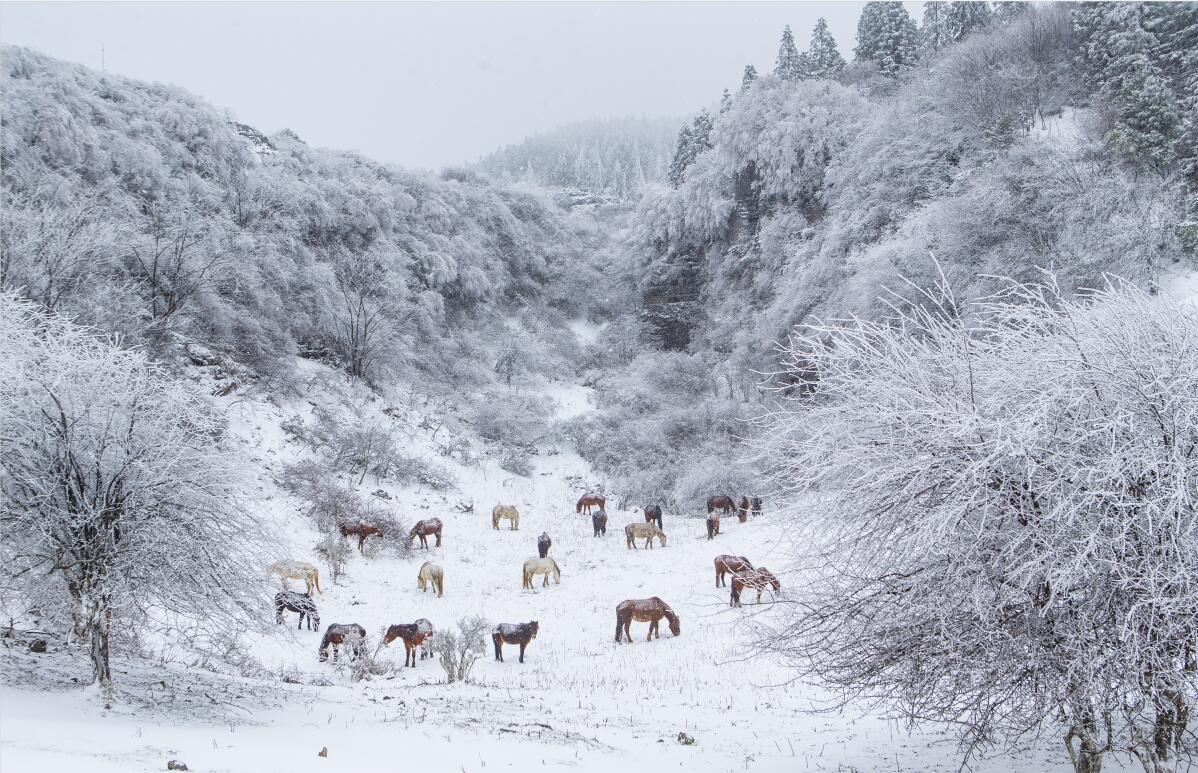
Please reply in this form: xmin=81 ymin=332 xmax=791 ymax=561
xmin=1 ymin=357 xmax=1126 ymax=772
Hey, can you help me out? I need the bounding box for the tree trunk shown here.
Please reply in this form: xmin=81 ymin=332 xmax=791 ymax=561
xmin=82 ymin=594 xmax=112 ymax=686
xmin=1065 ymin=722 xmax=1104 ymax=773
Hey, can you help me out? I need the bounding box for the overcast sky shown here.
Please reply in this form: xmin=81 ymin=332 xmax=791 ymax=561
xmin=0 ymin=1 xmax=919 ymax=170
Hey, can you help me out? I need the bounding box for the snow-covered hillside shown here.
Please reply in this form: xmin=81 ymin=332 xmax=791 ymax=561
xmin=1 ymin=357 xmax=1120 ymax=773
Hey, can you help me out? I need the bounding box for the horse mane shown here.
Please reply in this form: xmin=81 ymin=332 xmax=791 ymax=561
xmin=741 ymin=556 xmax=754 ymax=568
xmin=318 ymin=629 xmax=332 ymax=652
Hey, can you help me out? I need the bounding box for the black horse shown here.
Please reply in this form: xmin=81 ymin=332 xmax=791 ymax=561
xmin=492 ymin=621 xmax=539 ymax=663
xmin=275 ymin=591 xmax=320 ymax=630
xmin=750 ymin=496 xmax=763 ymax=517
xmin=592 ymin=510 xmax=608 ymax=537
xmin=537 ymin=532 xmax=552 ymax=558
xmin=643 ymin=504 xmax=663 ymax=529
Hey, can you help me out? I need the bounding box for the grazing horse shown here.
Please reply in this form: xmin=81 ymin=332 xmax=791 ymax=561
xmin=338 ymin=520 xmax=384 ymax=552
xmin=417 ymin=561 xmax=444 ymax=597
xmin=409 ymin=518 xmax=443 ymax=549
xmin=643 ymin=504 xmax=663 ymax=529
xmin=522 ymin=557 xmax=561 ymax=589
xmin=706 ymin=514 xmax=721 ymax=540
xmin=269 ymin=560 xmax=322 ymax=595
xmin=750 ymin=495 xmax=763 ymax=518
xmin=592 ymin=510 xmax=608 ymax=537
xmin=735 ymin=496 xmax=750 ymax=523
xmin=707 ymin=495 xmax=736 ymax=515
xmin=537 ymin=532 xmax=552 ymax=558
xmin=275 ymin=591 xmax=320 ymax=630
xmin=624 ymin=522 xmax=667 ymax=549
xmin=492 ymin=505 xmax=519 ymax=531
xmin=615 ymin=597 xmax=681 ymax=643
xmin=730 ymin=567 xmax=781 ymax=607
xmin=576 ymin=492 xmax=606 ymax=514
xmin=492 ymin=621 xmax=539 ymax=663
xmin=383 ymin=622 xmax=433 ymax=667
xmin=318 ymin=623 xmax=366 ymax=663
xmin=714 ymin=555 xmax=754 ymax=588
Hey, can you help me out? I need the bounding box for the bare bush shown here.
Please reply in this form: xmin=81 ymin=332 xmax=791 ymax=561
xmin=436 ymin=615 xmax=489 ymax=684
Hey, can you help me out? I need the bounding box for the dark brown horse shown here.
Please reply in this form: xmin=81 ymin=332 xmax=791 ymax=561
xmin=707 ymin=495 xmax=735 ymax=515
xmin=383 ymin=621 xmax=433 ymax=667
xmin=643 ymin=504 xmax=663 ymax=529
xmin=750 ymin=496 xmax=763 ymax=517
xmin=713 ymin=555 xmax=753 ymax=588
xmin=492 ymin=621 xmax=538 ymax=663
xmin=537 ymin=532 xmax=552 ymax=558
xmin=318 ymin=623 xmax=366 ymax=663
xmin=592 ymin=510 xmax=608 ymax=537
xmin=706 ymin=514 xmax=720 ymax=540
xmin=730 ymin=568 xmax=781 ymax=607
xmin=576 ymin=492 xmax=606 ymax=514
xmin=275 ymin=590 xmax=320 ymax=630
xmin=735 ymin=497 xmax=750 ymax=523
xmin=615 ymin=597 xmax=681 ymax=642
xmin=408 ymin=518 xmax=443 ymax=549
xmin=338 ymin=520 xmax=383 ymax=552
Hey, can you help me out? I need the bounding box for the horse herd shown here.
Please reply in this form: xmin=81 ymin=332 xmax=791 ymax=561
xmin=268 ymin=491 xmax=773 ymax=666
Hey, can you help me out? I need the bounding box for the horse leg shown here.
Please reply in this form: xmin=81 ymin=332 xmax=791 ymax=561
xmin=435 ymin=532 xmax=442 ymax=547
xmin=276 ymin=604 xmax=284 ymax=625
xmin=519 ymin=641 xmax=526 ymax=663
xmin=437 ymin=577 xmax=443 ymax=597
xmin=493 ymin=634 xmax=503 ymax=662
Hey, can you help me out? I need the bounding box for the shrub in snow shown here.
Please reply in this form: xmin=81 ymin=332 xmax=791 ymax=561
xmin=500 ymin=451 xmax=534 ymax=477
xmin=760 ymin=276 xmax=1198 ymax=773
xmin=436 ymin=615 xmax=489 ymax=684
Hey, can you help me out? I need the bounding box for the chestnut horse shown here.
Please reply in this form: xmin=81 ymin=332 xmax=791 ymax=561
xmin=383 ymin=621 xmax=433 ymax=667
xmin=643 ymin=504 xmax=663 ymax=529
xmin=417 ymin=561 xmax=444 ymax=597
xmin=707 ymin=495 xmax=735 ymax=515
xmin=537 ymin=532 xmax=552 ymax=558
xmin=492 ymin=505 xmax=519 ymax=531
xmin=409 ymin=518 xmax=443 ymax=549
xmin=576 ymin=492 xmax=606 ymax=514
xmin=615 ymin=597 xmax=681 ymax=642
xmin=750 ymin=496 xmax=763 ymax=518
xmin=706 ymin=514 xmax=721 ymax=540
xmin=730 ymin=567 xmax=781 ymax=606
xmin=338 ymin=520 xmax=383 ymax=552
xmin=735 ymin=497 xmax=750 ymax=523
xmin=493 ymin=621 xmax=539 ymax=663
xmin=714 ymin=555 xmax=753 ymax=588
xmin=318 ymin=623 xmax=366 ymax=663
xmin=275 ymin=590 xmax=320 ymax=630
xmin=592 ymin=510 xmax=608 ymax=537
xmin=625 ymin=522 xmax=667 ymax=549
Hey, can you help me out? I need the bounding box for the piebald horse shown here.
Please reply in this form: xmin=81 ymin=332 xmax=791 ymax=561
xmin=269 ymin=560 xmax=322 ymax=595
xmin=275 ymin=591 xmax=320 ymax=630
xmin=615 ymin=597 xmax=681 ymax=643
xmin=492 ymin=505 xmax=519 ymax=531
xmin=624 ymin=522 xmax=667 ymax=549
xmin=576 ymin=492 xmax=606 ymax=514
xmin=714 ymin=555 xmax=753 ymax=588
xmin=417 ymin=561 xmax=444 ymax=597
xmin=522 ymin=557 xmax=561 ymax=589
xmin=730 ymin=567 xmax=781 ymax=607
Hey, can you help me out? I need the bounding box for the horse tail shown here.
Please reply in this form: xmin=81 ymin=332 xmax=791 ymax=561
xmin=313 ymin=568 xmax=322 ymax=594
xmin=575 ymin=498 xmax=583 ymax=513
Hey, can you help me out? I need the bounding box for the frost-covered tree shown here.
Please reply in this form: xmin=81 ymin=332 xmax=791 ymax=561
xmin=741 ymin=64 xmax=758 ymax=91
xmin=855 ymin=1 xmax=920 ymax=75
xmin=920 ymin=2 xmax=953 ymax=55
xmin=760 ymin=278 xmax=1198 ymax=773
xmin=775 ymin=25 xmax=803 ymax=81
xmin=666 ymin=111 xmax=714 ymax=188
xmin=992 ymin=1 xmax=1028 ymax=24
xmin=803 ymin=17 xmax=846 ymax=79
xmin=945 ymin=0 xmax=992 ymax=41
xmin=719 ymin=88 xmax=733 ymax=113
xmin=0 ymin=295 xmax=268 ymax=687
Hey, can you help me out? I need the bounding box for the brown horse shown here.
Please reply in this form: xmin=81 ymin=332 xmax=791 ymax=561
xmin=730 ymin=567 xmax=781 ymax=606
xmin=493 ymin=621 xmax=538 ymax=663
xmin=409 ymin=518 xmax=443 ymax=549
xmin=592 ymin=510 xmax=608 ymax=537
xmin=576 ymin=492 xmax=606 ymax=514
xmin=643 ymin=504 xmax=663 ymax=529
xmin=714 ymin=555 xmax=754 ymax=587
xmin=706 ymin=514 xmax=721 ymax=540
xmin=338 ymin=520 xmax=383 ymax=552
xmin=383 ymin=622 xmax=433 ymax=667
xmin=735 ymin=497 xmax=750 ymax=523
xmin=615 ymin=597 xmax=681 ymax=642
xmin=707 ymin=495 xmax=735 ymax=515
xmin=318 ymin=623 xmax=366 ymax=663
xmin=750 ymin=496 xmax=763 ymax=518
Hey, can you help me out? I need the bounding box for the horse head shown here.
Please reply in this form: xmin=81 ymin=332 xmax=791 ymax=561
xmin=665 ymin=609 xmax=681 ymax=637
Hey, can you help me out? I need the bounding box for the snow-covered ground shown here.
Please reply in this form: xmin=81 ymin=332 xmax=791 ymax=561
xmin=1 ymin=356 xmax=1120 ymax=772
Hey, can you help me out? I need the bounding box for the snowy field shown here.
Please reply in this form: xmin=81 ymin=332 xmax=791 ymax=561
xmin=1 ymin=362 xmax=1126 ymax=772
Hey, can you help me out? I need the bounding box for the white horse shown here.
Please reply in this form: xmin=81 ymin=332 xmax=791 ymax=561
xmin=492 ymin=505 xmax=520 ymax=531
xmin=522 ymin=557 xmax=561 ymax=589
xmin=269 ymin=560 xmax=322 ymax=595
xmin=417 ymin=561 xmax=444 ymax=597
xmin=624 ymin=522 xmax=667 ymax=549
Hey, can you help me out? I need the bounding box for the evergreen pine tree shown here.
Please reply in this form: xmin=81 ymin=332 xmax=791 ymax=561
xmin=775 ymin=25 xmax=802 ymax=80
xmin=945 ymin=1 xmax=993 ymax=41
xmin=992 ymin=1 xmax=1028 ymax=24
xmin=741 ymin=64 xmax=758 ymax=91
xmin=804 ymin=17 xmax=847 ymax=78
xmin=920 ymin=2 xmax=953 ymax=56
xmin=1107 ymin=53 xmax=1182 ymax=168
xmin=720 ymin=88 xmax=733 ymax=113
xmin=667 ymin=124 xmax=693 ymax=188
xmin=855 ymin=2 xmax=920 ymax=75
